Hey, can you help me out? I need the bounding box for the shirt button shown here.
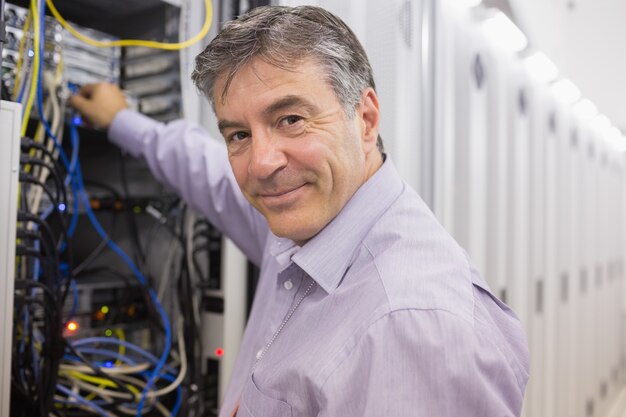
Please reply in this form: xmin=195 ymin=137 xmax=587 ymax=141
xmin=284 ymin=279 xmax=293 ymax=290
xmin=256 ymin=349 xmax=263 ymax=360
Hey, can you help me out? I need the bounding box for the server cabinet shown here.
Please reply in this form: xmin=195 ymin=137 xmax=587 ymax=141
xmin=0 ymin=101 xmax=22 ymax=417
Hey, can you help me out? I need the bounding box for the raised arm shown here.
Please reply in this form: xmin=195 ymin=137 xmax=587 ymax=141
xmin=70 ymin=83 xmax=269 ymax=265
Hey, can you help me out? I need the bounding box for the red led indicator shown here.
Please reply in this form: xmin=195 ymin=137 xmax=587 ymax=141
xmin=215 ymin=348 xmax=224 ymax=357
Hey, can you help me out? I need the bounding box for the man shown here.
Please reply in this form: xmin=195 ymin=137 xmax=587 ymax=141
xmin=71 ymin=5 xmax=529 ymax=416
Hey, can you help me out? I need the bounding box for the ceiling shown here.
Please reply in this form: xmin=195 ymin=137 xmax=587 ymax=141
xmin=509 ymin=0 xmax=626 ymax=132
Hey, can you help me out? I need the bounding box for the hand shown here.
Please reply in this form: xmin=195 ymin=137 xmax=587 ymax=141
xmin=69 ymin=83 xmax=128 ymax=129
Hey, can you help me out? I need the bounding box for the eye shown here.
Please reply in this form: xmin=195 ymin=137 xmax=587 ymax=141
xmin=230 ymin=131 xmax=250 ymax=142
xmin=279 ymin=115 xmax=303 ymax=127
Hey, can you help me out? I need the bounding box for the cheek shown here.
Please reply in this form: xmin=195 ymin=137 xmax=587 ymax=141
xmin=228 ymin=156 xmax=250 ymax=188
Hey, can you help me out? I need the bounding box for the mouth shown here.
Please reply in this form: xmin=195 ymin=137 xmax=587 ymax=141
xmin=259 ymin=184 xmax=308 ymax=208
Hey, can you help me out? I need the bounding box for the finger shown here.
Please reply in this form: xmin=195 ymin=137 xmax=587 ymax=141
xmin=68 ymin=94 xmax=98 ymax=125
xmin=68 ymin=93 xmax=89 ymax=110
xmin=77 ymin=83 xmax=96 ymax=97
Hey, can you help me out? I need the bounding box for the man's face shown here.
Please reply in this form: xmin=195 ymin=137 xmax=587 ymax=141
xmin=214 ymin=58 xmax=381 ymax=245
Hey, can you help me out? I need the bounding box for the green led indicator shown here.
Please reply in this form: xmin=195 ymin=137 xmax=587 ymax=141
xmin=101 ymin=306 xmax=109 ymax=314
xmin=133 ymin=206 xmax=142 ymax=214
xmin=104 ymin=329 xmax=113 ymax=337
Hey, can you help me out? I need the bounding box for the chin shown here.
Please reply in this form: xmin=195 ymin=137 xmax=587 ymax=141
xmin=268 ymin=221 xmax=320 ymax=245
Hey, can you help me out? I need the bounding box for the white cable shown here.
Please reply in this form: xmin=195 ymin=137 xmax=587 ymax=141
xmin=26 ymin=93 xmax=52 ymax=214
xmin=27 ymin=69 xmax=63 ymax=215
xmin=185 ymin=211 xmax=203 ymax=329
xmin=66 ymin=377 xmax=133 ymax=400
xmin=148 ymin=319 xmax=187 ymax=397
xmin=157 ymin=236 xmax=181 ymax=301
xmin=59 ymin=362 xmax=151 ymax=375
xmin=62 ymin=321 xmax=187 ymax=400
xmin=54 ymin=382 xmax=120 ymax=417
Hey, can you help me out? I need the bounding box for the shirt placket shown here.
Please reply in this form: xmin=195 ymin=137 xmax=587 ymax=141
xmin=253 ymin=263 xmax=312 ymax=365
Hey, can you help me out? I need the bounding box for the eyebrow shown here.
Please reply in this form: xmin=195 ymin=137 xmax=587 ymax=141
xmin=217 ymin=95 xmax=317 ymax=135
xmin=262 ymin=95 xmax=317 ymax=117
xmin=217 ymin=119 xmax=245 ymax=135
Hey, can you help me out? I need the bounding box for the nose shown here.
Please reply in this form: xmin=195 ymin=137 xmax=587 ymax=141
xmin=248 ymin=132 xmax=288 ymax=180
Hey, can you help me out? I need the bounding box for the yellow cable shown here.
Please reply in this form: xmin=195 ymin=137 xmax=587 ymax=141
xmin=55 ymin=55 xmax=64 ymax=81
xmin=20 ymin=0 xmax=41 ymax=137
xmin=114 ymin=328 xmax=126 ymax=366
xmin=64 ymin=371 xmax=141 ymax=397
xmin=84 ymin=328 xmax=126 ymax=401
xmin=13 ymin=10 xmax=32 ymax=100
xmin=46 ymin=0 xmax=212 ymax=51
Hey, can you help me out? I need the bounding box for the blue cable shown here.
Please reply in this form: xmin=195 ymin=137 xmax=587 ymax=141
xmin=64 ymin=278 xmax=78 ymax=321
xmin=34 ymin=0 xmax=71 ymax=171
xmin=172 ymin=386 xmax=182 ymax=417
xmin=67 ymin=129 xmax=172 ymax=415
xmin=56 ymin=384 xmax=110 ymax=417
xmin=129 ymin=371 xmax=182 ymax=417
xmin=32 ymin=5 xmax=170 ymax=414
xmin=63 ymin=347 xmax=138 ymax=365
xmin=72 ymin=338 xmax=178 ymax=375
xmin=16 ymin=69 xmax=29 ymax=104
xmin=30 ymin=11 xmax=171 ymax=410
xmin=34 ymin=0 xmax=79 ymax=240
xmin=70 ymin=147 xmax=172 ymax=415
xmin=56 ymin=398 xmax=109 ymax=407
xmin=65 ymin=124 xmax=80 ymax=238
xmin=26 ymin=0 xmax=77 ymax=322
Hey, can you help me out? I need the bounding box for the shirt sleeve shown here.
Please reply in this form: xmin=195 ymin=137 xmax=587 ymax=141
xmin=108 ymin=109 xmax=268 ymax=265
xmin=318 ymin=309 xmax=526 ymax=417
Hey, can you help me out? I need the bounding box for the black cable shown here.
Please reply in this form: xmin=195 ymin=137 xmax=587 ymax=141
xmin=20 ymin=156 xmax=67 ymax=208
xmin=0 ymin=0 xmax=6 ymax=68
xmin=16 ymin=229 xmax=60 ymax=281
xmin=15 ymin=244 xmax=57 ymax=281
xmin=15 ymin=279 xmax=59 ymax=304
xmin=21 ymin=151 xmax=66 ymax=183
xmin=13 ymin=274 xmax=64 ymax=417
xmin=118 ymin=150 xmax=146 ymax=268
xmin=82 ymin=178 xmax=121 ymax=199
xmin=177 ymin=210 xmax=205 ymax=417
xmin=71 ymin=179 xmax=126 ymax=275
xmin=71 ymin=234 xmax=110 ymax=276
xmin=75 ymin=266 xmax=165 ymax=333
xmin=17 ymin=211 xmax=71 ymax=266
xmin=21 ymin=137 xmax=68 ymax=178
xmin=64 ymin=342 xmax=137 ymax=404
xmin=19 ymin=172 xmax=60 ymax=207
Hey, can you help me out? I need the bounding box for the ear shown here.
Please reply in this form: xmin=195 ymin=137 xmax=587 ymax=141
xmin=358 ymin=88 xmax=380 ymax=153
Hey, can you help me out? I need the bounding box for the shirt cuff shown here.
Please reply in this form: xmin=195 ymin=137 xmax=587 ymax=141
xmin=108 ymin=109 xmax=161 ymax=158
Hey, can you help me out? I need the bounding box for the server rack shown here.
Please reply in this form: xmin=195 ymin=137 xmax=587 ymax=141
xmin=0 ymin=100 xmax=22 ymax=417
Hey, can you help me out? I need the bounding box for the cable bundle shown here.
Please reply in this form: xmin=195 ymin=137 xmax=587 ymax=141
xmin=10 ymin=1 xmax=216 ymax=415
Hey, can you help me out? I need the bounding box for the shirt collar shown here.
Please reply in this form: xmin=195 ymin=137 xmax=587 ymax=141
xmin=269 ymin=237 xmax=301 ymax=272
xmin=290 ymin=157 xmax=404 ymax=294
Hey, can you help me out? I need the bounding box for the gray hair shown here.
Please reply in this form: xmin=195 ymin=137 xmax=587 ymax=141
xmin=192 ymin=5 xmax=384 ymax=152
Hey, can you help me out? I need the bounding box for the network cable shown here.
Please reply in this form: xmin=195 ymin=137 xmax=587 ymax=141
xmin=46 ymin=0 xmax=213 ymax=51
xmin=10 ymin=1 xmax=201 ymax=414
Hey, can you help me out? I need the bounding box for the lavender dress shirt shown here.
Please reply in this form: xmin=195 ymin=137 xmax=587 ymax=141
xmin=109 ymin=110 xmax=530 ymax=417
